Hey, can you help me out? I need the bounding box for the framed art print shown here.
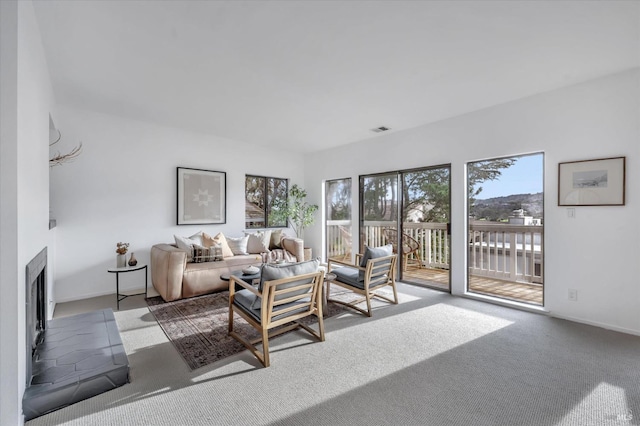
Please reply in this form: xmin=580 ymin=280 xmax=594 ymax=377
xmin=177 ymin=167 xmax=226 ymax=225
xmin=558 ymin=156 xmax=625 ymax=206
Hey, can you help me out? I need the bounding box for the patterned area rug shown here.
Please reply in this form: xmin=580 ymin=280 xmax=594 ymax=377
xmin=147 ymin=291 xmax=352 ymax=370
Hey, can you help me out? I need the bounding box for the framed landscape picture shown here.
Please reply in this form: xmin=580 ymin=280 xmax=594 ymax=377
xmin=177 ymin=167 xmax=226 ymax=225
xmin=558 ymin=156 xmax=625 ymax=206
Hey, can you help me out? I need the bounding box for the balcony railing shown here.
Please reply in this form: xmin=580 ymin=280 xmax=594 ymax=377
xmin=327 ymin=220 xmax=543 ymax=285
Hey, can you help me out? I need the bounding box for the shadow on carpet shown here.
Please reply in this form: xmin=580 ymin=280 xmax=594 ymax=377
xmin=147 ymin=291 xmax=351 ymax=370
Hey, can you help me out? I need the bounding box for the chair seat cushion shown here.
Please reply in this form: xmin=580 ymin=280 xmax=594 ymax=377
xmin=332 ymin=266 xmax=362 ymax=286
xmin=234 ymin=289 xmax=311 ymax=323
xmin=234 ymin=288 xmax=261 ymax=320
xmin=333 ymin=266 xmax=390 ymax=290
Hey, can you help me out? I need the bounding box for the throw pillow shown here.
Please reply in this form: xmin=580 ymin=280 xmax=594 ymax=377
xmin=211 ymin=232 xmax=234 ymax=258
xmin=226 ymin=235 xmax=249 ymax=255
xmin=201 ymin=232 xmax=215 ymax=248
xmin=174 ymin=233 xmax=203 ymax=262
xmin=251 ymin=259 xmax=320 ymax=309
xmin=359 ymin=244 xmax=393 ymax=267
xmin=269 ymin=229 xmax=284 ymax=250
xmin=244 ymin=230 xmax=272 ymax=254
xmin=192 ymin=244 xmax=222 ymax=263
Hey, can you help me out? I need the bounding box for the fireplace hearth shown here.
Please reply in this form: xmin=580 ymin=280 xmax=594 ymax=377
xmin=22 ymin=248 xmax=130 ymax=421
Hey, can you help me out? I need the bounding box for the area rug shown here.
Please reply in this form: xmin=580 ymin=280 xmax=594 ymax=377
xmin=147 ymin=291 xmax=353 ymax=370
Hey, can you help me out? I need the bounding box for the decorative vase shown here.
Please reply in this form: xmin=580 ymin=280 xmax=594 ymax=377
xmin=117 ymin=254 xmax=127 ymax=268
xmin=128 ymin=252 xmax=138 ymax=267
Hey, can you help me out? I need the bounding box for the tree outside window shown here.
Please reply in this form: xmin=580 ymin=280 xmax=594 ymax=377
xmin=245 ymin=175 xmax=288 ymax=229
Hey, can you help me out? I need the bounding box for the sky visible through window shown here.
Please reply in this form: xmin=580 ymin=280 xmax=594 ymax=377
xmin=475 ymin=154 xmax=543 ymax=200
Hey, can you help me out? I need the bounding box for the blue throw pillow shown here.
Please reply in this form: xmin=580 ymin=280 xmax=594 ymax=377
xmin=251 ymin=259 xmax=320 ymax=310
xmin=359 ymin=244 xmax=393 ymax=268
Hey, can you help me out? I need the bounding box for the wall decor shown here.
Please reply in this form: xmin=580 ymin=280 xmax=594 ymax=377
xmin=177 ymin=167 xmax=226 ymax=225
xmin=558 ymin=156 xmax=625 ymax=206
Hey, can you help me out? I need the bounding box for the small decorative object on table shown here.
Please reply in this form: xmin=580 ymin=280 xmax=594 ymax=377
xmin=116 ymin=242 xmax=129 ymax=268
xmin=241 ymin=265 xmax=260 ymax=275
xmin=128 ymin=252 xmax=138 ymax=267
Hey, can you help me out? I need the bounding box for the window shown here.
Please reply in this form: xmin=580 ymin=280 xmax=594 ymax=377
xmin=325 ymin=178 xmax=352 ymax=261
xmin=467 ymin=153 xmax=544 ymax=306
xmin=245 ymin=175 xmax=288 ymax=229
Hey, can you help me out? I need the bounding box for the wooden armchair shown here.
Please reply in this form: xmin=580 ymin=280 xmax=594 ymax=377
xmin=326 ymin=245 xmax=398 ymax=317
xmin=228 ymin=260 xmax=325 ymax=367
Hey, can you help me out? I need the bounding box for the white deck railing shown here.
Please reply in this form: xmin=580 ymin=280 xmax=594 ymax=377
xmin=326 ymin=220 xmax=543 ymax=284
xmin=468 ymin=222 xmax=543 ymax=284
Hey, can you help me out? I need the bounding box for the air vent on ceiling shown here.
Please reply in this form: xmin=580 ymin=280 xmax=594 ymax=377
xmin=371 ymin=126 xmax=391 ymax=133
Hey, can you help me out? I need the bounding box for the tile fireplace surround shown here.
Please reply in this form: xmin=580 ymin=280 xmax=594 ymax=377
xmin=23 ymin=306 xmax=130 ymax=420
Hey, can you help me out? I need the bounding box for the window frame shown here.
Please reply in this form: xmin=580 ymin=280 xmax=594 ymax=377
xmin=245 ymin=174 xmax=289 ymax=229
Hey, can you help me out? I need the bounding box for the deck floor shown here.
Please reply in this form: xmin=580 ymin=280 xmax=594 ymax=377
xmin=402 ymin=265 xmax=543 ymax=306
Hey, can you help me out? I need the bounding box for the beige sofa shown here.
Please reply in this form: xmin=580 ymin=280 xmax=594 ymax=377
xmin=151 ymin=236 xmax=305 ymax=302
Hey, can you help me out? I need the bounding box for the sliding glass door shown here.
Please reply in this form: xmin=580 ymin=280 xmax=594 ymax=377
xmin=401 ymin=167 xmax=450 ymax=290
xmin=360 ymin=165 xmax=451 ymax=291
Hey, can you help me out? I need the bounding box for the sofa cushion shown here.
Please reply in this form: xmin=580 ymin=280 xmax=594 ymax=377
xmin=224 ymin=254 xmax=262 ymax=268
xmin=227 ymin=235 xmax=249 ymax=255
xmin=244 ymin=230 xmax=272 ymax=254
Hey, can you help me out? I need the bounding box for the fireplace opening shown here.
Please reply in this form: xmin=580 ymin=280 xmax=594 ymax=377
xmin=25 ymin=247 xmax=47 ymax=386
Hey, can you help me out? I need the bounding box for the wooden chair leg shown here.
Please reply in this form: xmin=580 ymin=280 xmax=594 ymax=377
xmin=316 ymin=293 xmax=325 ymax=340
xmin=317 ymin=315 xmax=325 ymax=341
xmin=364 ymin=290 xmax=373 ymax=317
xmin=261 ymin=328 xmax=270 ymax=368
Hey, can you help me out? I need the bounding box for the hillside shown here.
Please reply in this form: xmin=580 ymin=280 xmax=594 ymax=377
xmin=471 ymin=192 xmax=543 ymax=221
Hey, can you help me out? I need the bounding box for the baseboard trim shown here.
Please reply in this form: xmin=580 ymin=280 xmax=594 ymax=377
xmin=549 ymin=312 xmax=640 ymax=337
xmin=460 ymin=292 xmax=549 ymax=315
xmin=55 ymin=289 xmax=114 ymax=304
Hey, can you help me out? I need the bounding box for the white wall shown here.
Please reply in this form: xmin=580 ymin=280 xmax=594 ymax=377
xmin=50 ymin=106 xmax=305 ymax=302
xmin=0 ymin=1 xmax=55 ymax=424
xmin=304 ymin=69 xmax=640 ymax=335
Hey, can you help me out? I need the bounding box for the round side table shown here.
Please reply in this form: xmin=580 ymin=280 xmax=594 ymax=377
xmin=107 ymin=264 xmax=148 ymax=310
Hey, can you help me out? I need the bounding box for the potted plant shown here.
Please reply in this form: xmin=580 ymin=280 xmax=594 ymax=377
xmin=272 ymin=184 xmax=318 ymax=258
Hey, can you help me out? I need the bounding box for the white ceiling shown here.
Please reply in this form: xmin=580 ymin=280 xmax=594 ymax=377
xmin=33 ymin=1 xmax=639 ymax=153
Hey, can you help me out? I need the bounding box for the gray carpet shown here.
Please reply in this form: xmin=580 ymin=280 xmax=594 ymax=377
xmin=27 ymin=284 xmax=640 ymax=426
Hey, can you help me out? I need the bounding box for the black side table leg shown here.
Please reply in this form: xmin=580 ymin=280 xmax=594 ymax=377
xmin=116 ymin=273 xmax=120 ymax=310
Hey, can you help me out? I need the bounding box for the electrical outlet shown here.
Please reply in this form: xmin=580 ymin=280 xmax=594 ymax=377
xmin=568 ymin=289 xmax=578 ymax=301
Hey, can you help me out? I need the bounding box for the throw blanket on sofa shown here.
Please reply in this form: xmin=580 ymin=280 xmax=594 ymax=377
xmin=261 ymin=249 xmax=297 ymax=264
